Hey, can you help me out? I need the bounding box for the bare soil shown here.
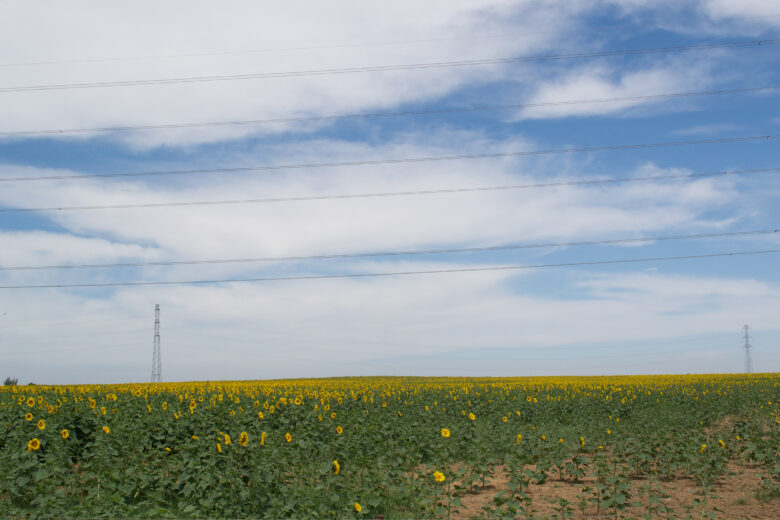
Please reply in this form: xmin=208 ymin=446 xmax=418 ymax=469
xmin=454 ymin=462 xmax=779 ymax=519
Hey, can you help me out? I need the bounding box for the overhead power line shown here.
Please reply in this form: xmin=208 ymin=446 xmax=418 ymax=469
xmin=1 ymin=135 xmax=777 ymax=185
xmin=2 ymin=85 xmax=777 ymax=137
xmin=1 ymin=229 xmax=775 ymax=272
xmin=1 ymin=39 xmax=777 ymax=93
xmin=1 ymin=249 xmax=778 ymax=289
xmin=0 ymin=26 xmax=635 ymax=68
xmin=0 ymin=166 xmax=778 ymax=214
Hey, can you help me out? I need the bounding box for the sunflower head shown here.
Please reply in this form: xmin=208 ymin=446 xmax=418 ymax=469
xmin=37 ymin=419 xmax=45 ymax=430
xmin=27 ymin=438 xmax=41 ymax=451
xmin=60 ymin=429 xmax=69 ymax=439
xmin=239 ymin=432 xmax=249 ymax=446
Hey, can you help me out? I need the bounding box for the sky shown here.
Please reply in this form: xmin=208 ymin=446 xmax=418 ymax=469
xmin=0 ymin=0 xmax=779 ymax=385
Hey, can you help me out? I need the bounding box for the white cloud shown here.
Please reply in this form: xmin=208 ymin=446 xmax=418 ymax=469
xmin=2 ymin=267 xmax=779 ymax=383
xmin=0 ymin=132 xmax=741 ymax=279
xmin=0 ymin=1 xmax=588 ymax=149
xmin=701 ymin=0 xmax=780 ymax=25
xmin=516 ymin=58 xmax=713 ymax=119
xmin=672 ymin=123 xmax=743 ymax=136
xmin=0 ymin=231 xmax=158 ymax=267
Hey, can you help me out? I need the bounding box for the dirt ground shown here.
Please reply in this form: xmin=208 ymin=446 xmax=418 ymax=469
xmin=454 ymin=462 xmax=779 ymax=519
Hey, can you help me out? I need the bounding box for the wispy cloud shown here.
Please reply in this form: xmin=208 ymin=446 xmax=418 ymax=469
xmin=514 ymin=58 xmax=713 ymax=120
xmin=672 ymin=123 xmax=743 ymax=136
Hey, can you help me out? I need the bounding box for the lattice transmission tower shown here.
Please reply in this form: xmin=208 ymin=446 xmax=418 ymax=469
xmin=743 ymin=324 xmax=753 ymax=374
xmin=152 ymin=304 xmax=162 ymax=383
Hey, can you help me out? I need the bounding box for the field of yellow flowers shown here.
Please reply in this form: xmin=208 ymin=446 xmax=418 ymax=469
xmin=1 ymin=374 xmax=778 ymax=519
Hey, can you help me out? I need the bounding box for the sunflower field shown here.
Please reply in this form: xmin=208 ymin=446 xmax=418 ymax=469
xmin=1 ymin=374 xmax=778 ymax=519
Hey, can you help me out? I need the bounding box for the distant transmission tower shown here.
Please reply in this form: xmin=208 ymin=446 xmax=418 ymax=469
xmin=743 ymin=324 xmax=753 ymax=374
xmin=151 ymin=304 xmax=162 ymax=383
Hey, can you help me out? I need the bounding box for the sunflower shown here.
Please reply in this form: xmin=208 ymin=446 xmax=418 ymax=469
xmin=257 ymin=411 xmax=264 ymax=419
xmin=26 ymin=397 xmax=35 ymax=407
xmin=60 ymin=429 xmax=69 ymax=439
xmin=332 ymin=459 xmax=340 ymax=475
xmin=516 ymin=433 xmax=523 ymax=444
xmin=239 ymin=432 xmax=249 ymax=446
xmin=260 ymin=431 xmax=267 ymax=446
xmin=440 ymin=428 xmax=451 ymax=438
xmin=37 ymin=419 xmax=45 ymax=430
xmin=25 ymin=413 xmax=33 ymax=421
xmin=27 ymin=438 xmax=41 ymax=451
xmin=224 ymin=433 xmax=231 ymax=445
xmin=102 ymin=426 xmax=110 ymax=434
xmin=336 ymin=426 xmax=343 ymax=435
xmin=354 ymin=502 xmax=362 ymax=513
xmin=502 ymin=416 xmax=508 ymax=423
xmin=433 ymin=471 xmax=446 ymax=483
xmin=284 ymin=432 xmax=292 ymax=443
xmin=216 ymin=443 xmax=222 ymax=453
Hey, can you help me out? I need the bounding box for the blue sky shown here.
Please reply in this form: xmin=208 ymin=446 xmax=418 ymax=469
xmin=1 ymin=1 xmax=779 ymax=384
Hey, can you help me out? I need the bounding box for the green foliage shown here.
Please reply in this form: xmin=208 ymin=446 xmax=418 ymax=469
xmin=0 ymin=373 xmax=776 ymax=518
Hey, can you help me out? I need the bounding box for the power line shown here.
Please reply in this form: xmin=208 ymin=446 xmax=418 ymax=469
xmin=1 ymin=249 xmax=777 ymax=289
xmin=1 ymin=229 xmax=776 ymax=271
xmin=1 ymin=39 xmax=777 ymax=93
xmin=1 ymin=135 xmax=777 ymax=184
xmin=0 ymin=27 xmax=633 ymax=68
xmin=5 ymin=15 xmax=780 ymax=69
xmin=1 ymin=166 xmax=777 ymax=213
xmin=2 ymin=85 xmax=777 ymax=137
